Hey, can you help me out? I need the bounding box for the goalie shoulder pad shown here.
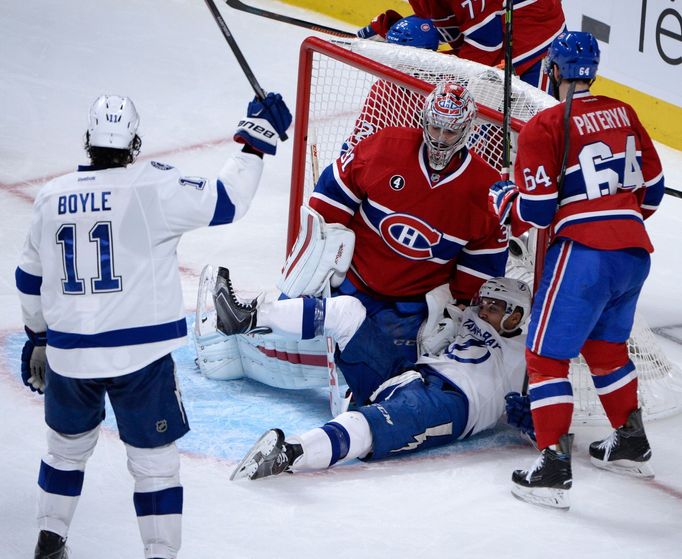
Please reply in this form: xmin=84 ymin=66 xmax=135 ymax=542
xmin=277 ymin=205 xmax=355 ymax=298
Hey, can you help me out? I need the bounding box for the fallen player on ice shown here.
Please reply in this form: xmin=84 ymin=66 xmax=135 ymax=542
xmin=209 ymin=268 xmax=533 ymax=481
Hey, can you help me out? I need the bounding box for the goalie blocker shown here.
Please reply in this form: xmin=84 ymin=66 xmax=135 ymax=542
xmin=277 ymin=205 xmax=355 ymax=298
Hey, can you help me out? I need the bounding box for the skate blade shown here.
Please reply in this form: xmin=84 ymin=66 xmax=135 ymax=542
xmin=230 ymin=430 xmax=282 ymax=481
xmin=590 ymin=456 xmax=655 ymax=479
xmin=511 ymin=485 xmax=570 ymax=510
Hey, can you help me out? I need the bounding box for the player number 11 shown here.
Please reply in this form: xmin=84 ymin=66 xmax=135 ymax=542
xmin=56 ymin=221 xmax=122 ymax=295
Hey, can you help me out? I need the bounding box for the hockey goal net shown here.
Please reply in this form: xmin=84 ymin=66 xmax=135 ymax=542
xmin=288 ymin=36 xmax=682 ymax=425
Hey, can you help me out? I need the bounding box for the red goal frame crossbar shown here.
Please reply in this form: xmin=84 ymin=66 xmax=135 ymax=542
xmin=288 ymin=36 xmax=526 ymax=253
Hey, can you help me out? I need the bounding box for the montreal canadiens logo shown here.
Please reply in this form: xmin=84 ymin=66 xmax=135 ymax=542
xmin=389 ymin=175 xmax=405 ymax=190
xmin=379 ymin=214 xmax=442 ymax=260
xmin=435 ymin=95 xmax=466 ymax=118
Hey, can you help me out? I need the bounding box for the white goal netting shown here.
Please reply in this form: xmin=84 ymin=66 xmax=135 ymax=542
xmin=290 ymin=37 xmax=682 ymax=425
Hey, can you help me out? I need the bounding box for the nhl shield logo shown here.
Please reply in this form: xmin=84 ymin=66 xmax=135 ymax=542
xmin=156 ymin=419 xmax=168 ymax=433
xmin=389 ymin=175 xmax=406 ymax=191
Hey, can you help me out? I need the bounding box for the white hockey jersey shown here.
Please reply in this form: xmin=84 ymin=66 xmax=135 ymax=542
xmin=16 ymin=153 xmax=263 ymax=378
xmin=418 ymin=307 xmax=526 ymax=438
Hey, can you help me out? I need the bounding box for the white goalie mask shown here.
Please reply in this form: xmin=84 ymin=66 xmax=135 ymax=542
xmin=422 ymin=82 xmax=477 ymax=170
xmin=87 ymin=95 xmax=140 ymax=149
xmin=475 ymin=277 xmax=532 ymax=332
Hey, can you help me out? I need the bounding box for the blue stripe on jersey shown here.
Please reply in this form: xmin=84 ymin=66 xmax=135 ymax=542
xmin=38 ymin=460 xmax=84 ymax=497
xmin=15 ymin=266 xmax=42 ymax=295
xmin=529 ymin=380 xmax=573 ymax=402
xmin=48 ymin=318 xmax=187 ymax=349
xmin=643 ymin=175 xmax=665 ymax=208
xmin=209 ymin=179 xmax=236 ymax=226
xmin=133 ymin=486 xmax=183 ymax=517
xmin=466 ymin=15 xmax=503 ymax=48
xmin=315 ymin=164 xmax=360 ymax=213
xmin=457 ymin=248 xmax=507 ymax=279
xmin=555 ymin=213 xmax=643 ymax=235
xmin=592 ymin=360 xmax=635 ymax=390
xmin=517 ymin=195 xmax=556 ymax=228
xmin=301 ymin=297 xmax=326 ymax=340
xmin=321 ymin=422 xmax=351 ymax=466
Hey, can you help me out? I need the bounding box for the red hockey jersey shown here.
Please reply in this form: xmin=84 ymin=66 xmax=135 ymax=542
xmin=310 ymin=127 xmax=507 ymax=301
xmin=511 ymin=90 xmax=665 ymax=251
xmin=409 ymin=0 xmax=565 ymax=74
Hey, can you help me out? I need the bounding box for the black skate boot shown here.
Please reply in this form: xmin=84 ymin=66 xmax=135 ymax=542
xmin=589 ymin=408 xmax=654 ymax=479
xmin=213 ymin=267 xmax=269 ymax=335
xmin=34 ymin=530 xmax=68 ymax=559
xmin=511 ymin=433 xmax=573 ymax=510
xmin=230 ymin=429 xmax=303 ymax=481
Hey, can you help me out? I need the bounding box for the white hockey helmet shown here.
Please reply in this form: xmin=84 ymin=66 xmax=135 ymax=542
xmin=87 ymin=95 xmax=140 ymax=149
xmin=477 ymin=277 xmax=532 ymax=330
xmin=422 ymin=81 xmax=477 ymax=170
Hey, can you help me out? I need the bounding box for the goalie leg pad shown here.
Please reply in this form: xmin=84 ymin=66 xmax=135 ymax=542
xmin=194 ymin=330 xmax=245 ymax=381
xmin=236 ymin=332 xmax=338 ymax=390
xmin=277 ymin=205 xmax=355 ymax=298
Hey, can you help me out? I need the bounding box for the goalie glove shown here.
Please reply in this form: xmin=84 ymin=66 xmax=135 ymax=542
xmin=417 ymin=285 xmax=464 ymax=357
xmin=357 ymin=9 xmax=403 ymax=39
xmin=489 ymin=180 xmax=519 ymax=225
xmin=234 ymin=92 xmax=292 ymax=156
xmin=505 ymin=391 xmax=536 ymax=445
xmin=20 ymin=327 xmax=47 ymax=394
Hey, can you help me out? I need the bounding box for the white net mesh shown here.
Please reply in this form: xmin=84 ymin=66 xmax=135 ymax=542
xmin=302 ymin=38 xmax=556 ymax=196
xmin=295 ymin=37 xmax=682 ymax=424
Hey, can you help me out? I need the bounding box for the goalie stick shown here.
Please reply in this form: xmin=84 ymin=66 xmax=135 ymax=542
xmin=223 ymin=0 xmax=355 ymax=38
xmin=203 ymin=0 xmax=288 ymax=140
xmin=307 ymin=126 xmax=346 ymax=417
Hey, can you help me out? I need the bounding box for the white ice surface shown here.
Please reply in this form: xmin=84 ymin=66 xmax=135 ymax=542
xmin=1 ymin=1 xmax=682 ymax=558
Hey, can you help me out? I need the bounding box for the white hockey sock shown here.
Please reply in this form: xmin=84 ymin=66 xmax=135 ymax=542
xmin=291 ymin=411 xmax=372 ymax=471
xmin=258 ymin=295 xmax=366 ymax=350
xmin=38 ymin=427 xmax=100 ymax=537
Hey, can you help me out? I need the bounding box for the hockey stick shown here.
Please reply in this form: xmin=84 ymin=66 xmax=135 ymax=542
xmin=501 ymin=0 xmax=514 ymax=179
xmin=203 ymin=0 xmax=288 ymax=141
xmin=308 ymin=127 xmax=346 ymax=417
xmin=521 ymin=81 xmax=577 ymax=396
xmin=665 ymin=187 xmax=682 ymax=198
xmin=223 ymin=0 xmax=355 ymax=38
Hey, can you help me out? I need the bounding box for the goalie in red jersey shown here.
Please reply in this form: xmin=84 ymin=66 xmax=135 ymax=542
xmin=280 ymin=81 xmax=508 ymax=368
xmin=489 ymin=32 xmax=665 ymax=510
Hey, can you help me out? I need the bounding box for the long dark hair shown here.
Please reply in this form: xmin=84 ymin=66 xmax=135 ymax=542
xmin=84 ymin=132 xmax=142 ymax=168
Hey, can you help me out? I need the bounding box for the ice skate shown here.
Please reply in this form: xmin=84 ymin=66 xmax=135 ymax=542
xmin=231 ymin=429 xmax=303 ymax=481
xmin=34 ymin=530 xmax=68 ymax=559
xmin=213 ymin=266 xmax=269 ymax=335
xmin=511 ymin=434 xmax=573 ymax=510
xmin=589 ymin=408 xmax=654 ymax=479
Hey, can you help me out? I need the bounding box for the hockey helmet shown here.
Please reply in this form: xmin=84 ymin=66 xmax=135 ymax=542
xmin=544 ymin=31 xmax=600 ymax=82
xmin=422 ymin=82 xmax=477 ymax=170
xmin=87 ymin=95 xmax=140 ymax=150
xmin=386 ymin=16 xmax=440 ymax=51
xmin=476 ymin=277 xmax=532 ymax=331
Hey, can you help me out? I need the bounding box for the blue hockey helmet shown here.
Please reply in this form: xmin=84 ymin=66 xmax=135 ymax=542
xmin=544 ymin=31 xmax=600 ymax=81
xmin=386 ymin=16 xmax=440 ymax=50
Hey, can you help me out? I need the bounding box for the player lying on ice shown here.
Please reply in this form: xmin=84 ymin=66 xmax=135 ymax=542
xmin=211 ymin=267 xmax=532 ymax=481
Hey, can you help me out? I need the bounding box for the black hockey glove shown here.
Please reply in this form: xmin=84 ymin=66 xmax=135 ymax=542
xmin=21 ymin=327 xmax=47 ymax=394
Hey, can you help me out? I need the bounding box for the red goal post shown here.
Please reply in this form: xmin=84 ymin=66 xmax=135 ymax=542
xmin=287 ymin=36 xmax=682 ymax=425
